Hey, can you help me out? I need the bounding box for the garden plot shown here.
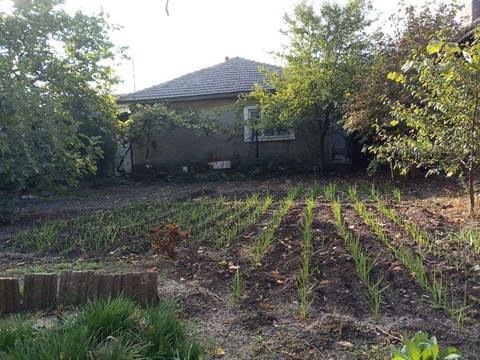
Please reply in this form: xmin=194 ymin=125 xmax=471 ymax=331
xmin=0 ymin=181 xmax=479 ymax=359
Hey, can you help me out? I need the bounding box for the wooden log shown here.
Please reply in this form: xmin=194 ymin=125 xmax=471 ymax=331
xmin=119 ymin=272 xmax=158 ymax=306
xmin=0 ymin=278 xmax=21 ymax=314
xmin=58 ymin=270 xmax=95 ymax=306
xmin=23 ymin=273 xmax=58 ymax=311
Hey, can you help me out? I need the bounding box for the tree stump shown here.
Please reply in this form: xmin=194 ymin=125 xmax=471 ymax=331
xmin=0 ymin=278 xmax=21 ymax=314
xmin=23 ymin=273 xmax=58 ymax=311
xmin=58 ymin=270 xmax=95 ymax=306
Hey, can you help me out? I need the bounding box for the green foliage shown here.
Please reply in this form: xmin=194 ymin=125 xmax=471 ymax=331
xmin=231 ymin=268 xmax=241 ymax=304
xmin=250 ymin=0 xmax=375 ymax=171
xmin=0 ymin=0 xmax=123 ymax=210
xmin=77 ymin=297 xmax=139 ymax=341
xmin=331 ymin=200 xmax=384 ymax=318
xmin=391 ymin=332 xmax=462 ymax=360
xmin=0 ymin=316 xmax=35 ymax=353
xmin=142 ymin=301 xmax=203 ymax=359
xmin=343 ymin=0 xmax=463 ymax=143
xmin=369 ymin=33 xmax=480 ymax=214
xmin=252 ymin=184 xmax=304 ymax=266
xmin=297 ymin=198 xmax=316 ymax=319
xmin=324 ymin=183 xmax=337 ymax=202
xmin=0 ymin=297 xmax=204 ymax=360
xmin=122 ymin=103 xmax=218 ymax=169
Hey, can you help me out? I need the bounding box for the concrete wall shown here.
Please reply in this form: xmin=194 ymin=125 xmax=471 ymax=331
xmin=130 ymin=97 xmax=349 ymax=171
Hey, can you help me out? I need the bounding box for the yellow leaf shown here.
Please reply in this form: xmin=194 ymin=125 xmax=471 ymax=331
xmin=215 ymin=346 xmax=226 ymax=357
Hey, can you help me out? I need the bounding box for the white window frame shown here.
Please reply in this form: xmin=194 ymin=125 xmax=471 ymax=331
xmin=243 ymin=105 xmax=295 ymax=143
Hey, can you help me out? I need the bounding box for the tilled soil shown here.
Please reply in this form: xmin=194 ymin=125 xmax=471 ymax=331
xmin=1 ymin=178 xmax=480 ymax=359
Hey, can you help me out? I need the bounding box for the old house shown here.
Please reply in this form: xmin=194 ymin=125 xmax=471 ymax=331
xmin=117 ymin=57 xmax=350 ymax=174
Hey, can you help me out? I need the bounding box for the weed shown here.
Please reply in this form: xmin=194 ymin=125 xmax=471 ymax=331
xmin=446 ymin=228 xmax=480 ymax=255
xmin=231 ymin=268 xmax=241 ymax=304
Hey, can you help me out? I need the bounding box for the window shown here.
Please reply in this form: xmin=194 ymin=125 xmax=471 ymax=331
xmin=243 ymin=106 xmax=295 ymax=142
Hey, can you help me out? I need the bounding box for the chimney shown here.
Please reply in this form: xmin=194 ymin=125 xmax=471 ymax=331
xmin=225 ymin=56 xmax=229 ymax=62
xmin=466 ymin=0 xmax=480 ymax=25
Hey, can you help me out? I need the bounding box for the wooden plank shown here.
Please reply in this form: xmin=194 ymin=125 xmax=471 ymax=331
xmin=23 ymin=273 xmax=58 ymax=311
xmin=58 ymin=270 xmax=95 ymax=306
xmin=0 ymin=278 xmax=21 ymax=314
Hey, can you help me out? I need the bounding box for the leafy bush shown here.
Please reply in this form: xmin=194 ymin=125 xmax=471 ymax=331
xmin=391 ymin=332 xmax=462 ymax=360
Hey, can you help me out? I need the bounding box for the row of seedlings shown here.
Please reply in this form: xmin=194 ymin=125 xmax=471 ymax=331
xmin=349 ymin=189 xmax=469 ymax=323
xmin=326 ymin=184 xmax=384 ymax=318
xmin=370 ymin=187 xmax=479 ymax=281
xmin=297 ymin=197 xmax=316 ymax=319
xmin=213 ymin=194 xmax=274 ymax=249
xmin=252 ymin=184 xmax=305 ymax=267
xmin=9 ymin=198 xmax=184 ymax=254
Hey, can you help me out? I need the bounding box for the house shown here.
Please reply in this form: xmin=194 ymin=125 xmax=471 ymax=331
xmin=459 ymin=0 xmax=480 ymax=43
xmin=116 ymin=57 xmax=350 ymax=174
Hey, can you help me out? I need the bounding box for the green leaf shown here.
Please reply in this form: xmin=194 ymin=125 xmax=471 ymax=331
xmin=444 ymin=42 xmax=461 ymax=53
xmin=427 ymin=39 xmax=443 ymax=55
xmin=401 ymin=60 xmax=414 ymax=72
xmin=390 ymin=120 xmax=399 ymax=127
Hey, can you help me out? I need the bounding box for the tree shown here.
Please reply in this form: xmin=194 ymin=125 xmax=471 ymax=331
xmin=0 ymin=0 xmax=122 ymax=221
xmin=369 ymin=35 xmax=480 ymax=215
xmin=120 ymin=104 xmax=218 ymax=169
xmin=251 ymin=0 xmax=375 ymax=174
xmin=343 ymin=0 xmax=463 ymax=143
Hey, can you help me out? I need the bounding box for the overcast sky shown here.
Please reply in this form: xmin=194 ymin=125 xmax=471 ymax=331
xmin=0 ymin=0 xmax=470 ymax=94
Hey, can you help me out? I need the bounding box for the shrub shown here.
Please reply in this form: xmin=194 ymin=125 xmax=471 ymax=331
xmin=0 ymin=315 xmax=35 ymax=352
xmin=77 ymin=297 xmax=139 ymax=341
xmin=391 ymin=332 xmax=462 ymax=360
xmin=143 ymin=301 xmax=203 ymax=359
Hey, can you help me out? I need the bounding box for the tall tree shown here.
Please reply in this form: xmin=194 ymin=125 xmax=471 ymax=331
xmin=343 ymin=0 xmax=463 ymax=143
xmin=0 ymin=0 xmax=122 ymax=221
xmin=251 ymin=0 xmax=375 ymax=174
xmin=369 ymin=35 xmax=480 ymax=215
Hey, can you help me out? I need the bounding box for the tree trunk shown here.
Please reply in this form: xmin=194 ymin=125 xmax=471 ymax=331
xmin=318 ymin=108 xmax=330 ymax=176
xmin=469 ymin=170 xmax=475 ymax=216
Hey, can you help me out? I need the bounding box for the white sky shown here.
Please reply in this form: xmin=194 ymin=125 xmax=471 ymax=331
xmin=0 ymin=0 xmax=470 ymax=94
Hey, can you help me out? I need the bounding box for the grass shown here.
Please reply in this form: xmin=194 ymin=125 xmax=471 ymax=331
xmin=328 ymin=189 xmax=384 ymax=319
xmin=252 ymin=184 xmax=304 ymax=267
xmin=351 ymin=197 xmax=469 ymax=323
xmin=297 ymin=197 xmax=315 ymax=320
xmin=0 ymin=297 xmax=204 ymax=360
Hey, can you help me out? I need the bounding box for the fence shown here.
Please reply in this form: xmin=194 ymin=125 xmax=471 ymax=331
xmin=0 ymin=271 xmax=158 ymax=314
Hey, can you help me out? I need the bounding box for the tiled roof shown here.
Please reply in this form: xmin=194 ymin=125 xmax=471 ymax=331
xmin=117 ymin=57 xmax=280 ymax=103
